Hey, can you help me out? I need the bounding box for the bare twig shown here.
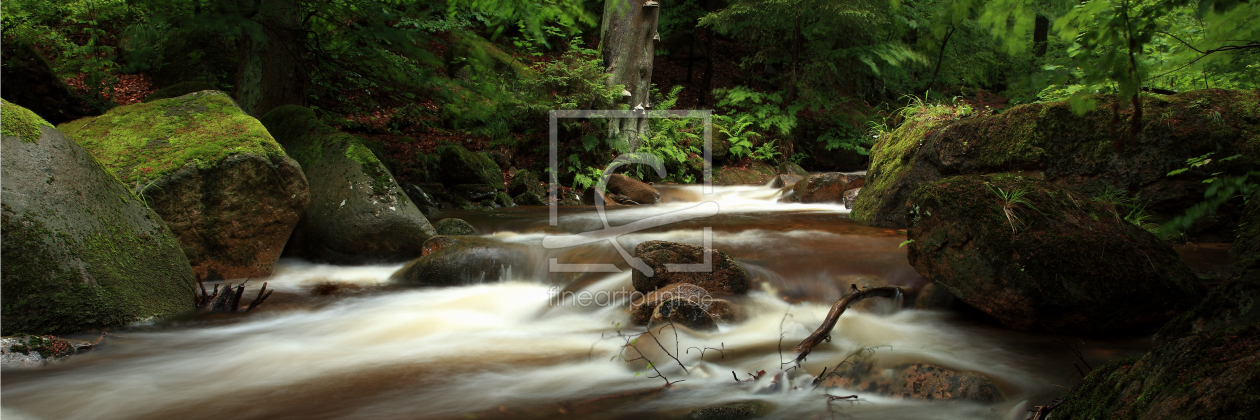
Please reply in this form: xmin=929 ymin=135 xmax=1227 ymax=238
xmin=793 ymin=286 xmax=905 ymax=363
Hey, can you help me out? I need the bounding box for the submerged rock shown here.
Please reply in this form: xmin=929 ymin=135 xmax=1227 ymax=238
xmin=650 ymin=298 xmax=718 ymax=331
xmin=789 ymin=172 xmax=865 ymax=203
xmin=628 ymin=283 xmax=712 ymax=324
xmin=852 ymin=90 xmax=1259 ymax=238
xmin=61 ymin=91 xmax=309 ymax=278
xmin=2 ymin=101 xmax=196 ymax=335
xmin=822 ymin=360 xmax=1002 ymax=403
xmin=686 ymin=401 xmax=767 ymax=420
xmin=905 ymin=174 xmax=1202 ymax=334
xmin=633 ymin=241 xmax=751 ymax=295
xmin=0 ymin=335 xmax=92 ymax=368
xmin=261 ymin=105 xmax=435 ymax=264
xmin=433 ymin=218 xmax=478 ymax=236
xmin=391 ymin=236 xmax=530 ymax=286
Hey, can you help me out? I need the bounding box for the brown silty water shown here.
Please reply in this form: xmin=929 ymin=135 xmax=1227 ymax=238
xmin=1 ymin=183 xmax=1229 ymax=420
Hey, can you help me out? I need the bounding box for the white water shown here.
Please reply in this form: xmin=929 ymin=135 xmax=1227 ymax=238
xmin=1 ymin=184 xmax=1102 ymax=419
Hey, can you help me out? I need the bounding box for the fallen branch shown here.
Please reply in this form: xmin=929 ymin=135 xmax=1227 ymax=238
xmin=792 ymin=285 xmax=904 ymax=363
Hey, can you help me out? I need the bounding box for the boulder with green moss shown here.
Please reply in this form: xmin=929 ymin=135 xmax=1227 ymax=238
xmin=853 ymin=90 xmax=1260 ymax=236
xmin=2 ymin=101 xmax=196 ymax=335
xmin=440 ymin=145 xmax=504 ymax=189
xmin=59 ymin=91 xmax=309 ymax=279
xmin=141 ymin=82 xmax=218 ymax=103
xmin=1051 ymin=276 xmax=1260 ymax=419
xmin=261 ymin=105 xmax=436 ymax=264
xmin=713 ymin=161 xmax=777 ymax=185
xmin=905 ymin=174 xmax=1202 ymax=334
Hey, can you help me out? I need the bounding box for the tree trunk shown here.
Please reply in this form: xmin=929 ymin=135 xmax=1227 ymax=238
xmin=234 ymin=0 xmax=307 ymax=117
xmin=1033 ymin=14 xmax=1050 ymax=58
xmin=601 ymin=0 xmax=660 ymax=152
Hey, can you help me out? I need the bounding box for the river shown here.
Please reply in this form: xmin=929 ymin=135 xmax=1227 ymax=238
xmin=2 ymin=183 xmax=1186 ymax=419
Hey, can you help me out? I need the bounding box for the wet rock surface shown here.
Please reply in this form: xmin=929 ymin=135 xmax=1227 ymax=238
xmin=632 ymin=241 xmax=751 ymax=295
xmin=906 ymin=174 xmax=1202 ymax=334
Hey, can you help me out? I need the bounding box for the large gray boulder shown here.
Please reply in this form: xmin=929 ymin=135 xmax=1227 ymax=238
xmin=60 ymin=90 xmax=309 ymax=279
xmin=2 ymin=100 xmax=196 ymax=335
xmin=260 ymin=105 xmax=436 ymax=264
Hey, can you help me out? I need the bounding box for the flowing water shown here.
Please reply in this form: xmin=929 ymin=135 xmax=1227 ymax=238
xmin=3 ymin=183 xmax=1193 ymax=420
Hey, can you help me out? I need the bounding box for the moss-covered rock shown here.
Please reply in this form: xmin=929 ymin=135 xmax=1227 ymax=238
xmin=439 ymin=145 xmax=503 ymax=189
xmin=1053 ymin=277 xmax=1260 ymax=419
xmin=1 ymin=99 xmax=53 ymax=143
xmin=59 ymin=91 xmax=309 ymax=279
xmin=854 ymin=90 xmax=1260 ymax=236
xmin=514 ymin=190 xmax=547 ymax=206
xmin=142 ymin=82 xmax=218 ymax=103
xmin=906 ymin=174 xmax=1202 ymax=334
xmin=633 ymin=241 xmax=750 ymax=295
xmin=260 ymin=105 xmax=436 ymax=264
xmin=433 ymin=218 xmax=478 ymax=236
xmin=2 ymin=107 xmax=196 ymax=335
xmin=390 ymin=236 xmax=532 ymax=286
xmin=687 ymin=401 xmax=767 ymax=420
xmin=713 ymin=161 xmax=777 ymax=185
xmin=508 ymin=170 xmax=546 ymax=198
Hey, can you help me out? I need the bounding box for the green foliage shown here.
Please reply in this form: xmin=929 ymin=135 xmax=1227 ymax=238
xmin=1163 ymin=153 xmax=1259 ymax=234
xmin=1 ymin=0 xmax=136 ymax=100
xmin=987 ymin=183 xmax=1038 ymax=233
xmin=713 ymin=114 xmax=759 ymax=159
xmin=633 ymin=86 xmax=702 ymax=183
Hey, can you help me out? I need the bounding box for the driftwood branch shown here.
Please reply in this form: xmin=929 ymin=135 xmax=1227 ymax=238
xmin=791 ymin=285 xmax=904 ymax=363
xmin=196 ymin=278 xmax=271 ymax=313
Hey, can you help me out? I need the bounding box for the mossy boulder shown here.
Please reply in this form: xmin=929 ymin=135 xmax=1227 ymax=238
xmin=390 ymin=236 xmax=532 ymax=286
xmin=142 ymin=82 xmax=218 ymax=103
xmin=508 ymin=170 xmax=546 ymax=198
xmin=59 ymin=91 xmax=309 ymax=279
xmin=1052 ymin=277 xmax=1260 ymax=420
xmin=905 ymin=174 xmax=1202 ymax=334
xmin=713 ymin=161 xmax=777 ymax=185
xmin=260 ymin=105 xmax=436 ymax=264
xmin=439 ymin=145 xmax=503 ymax=189
xmin=433 ymin=218 xmax=478 ymax=236
xmin=1 ymin=99 xmax=53 ymax=143
xmin=1 ymin=104 xmax=196 ymax=335
xmin=854 ymin=90 xmax=1260 ymax=236
xmin=632 ymin=241 xmax=750 ymax=295
xmin=1 ymin=41 xmax=105 ymax=125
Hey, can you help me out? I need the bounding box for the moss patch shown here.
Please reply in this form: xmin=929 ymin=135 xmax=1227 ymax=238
xmin=141 ymin=81 xmax=218 ymax=103
xmin=57 ymin=91 xmax=284 ymax=186
xmin=1 ymin=99 xmax=54 ymax=143
xmin=854 ymin=89 xmax=1260 ymax=228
